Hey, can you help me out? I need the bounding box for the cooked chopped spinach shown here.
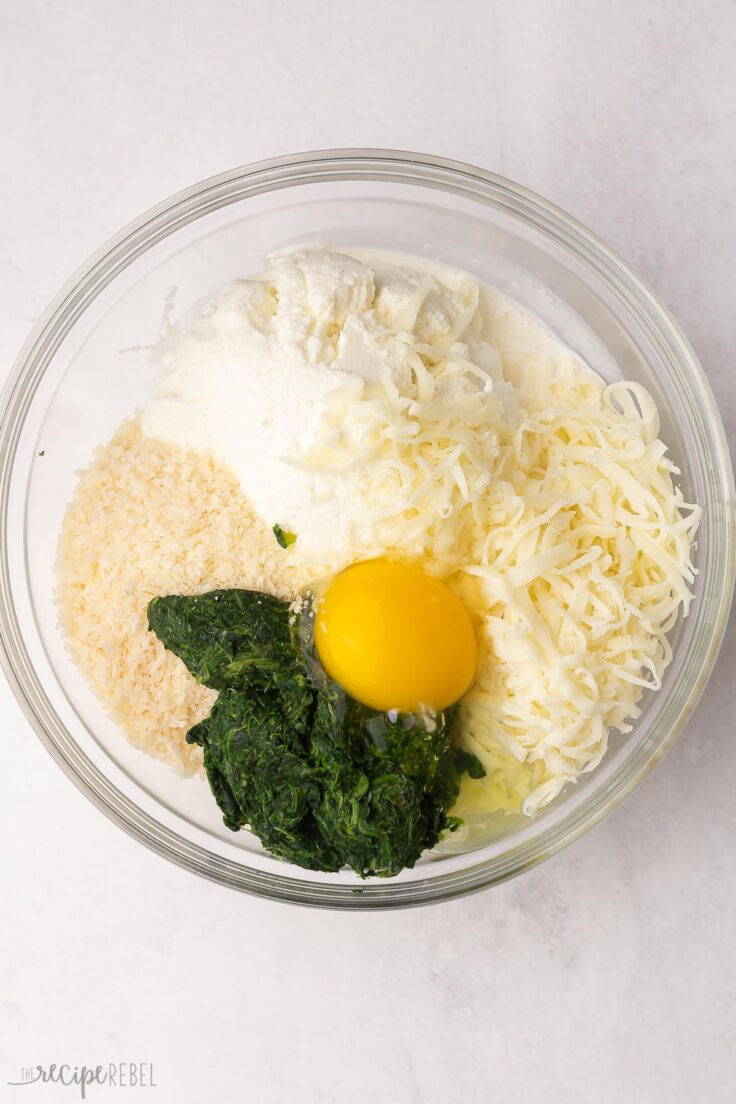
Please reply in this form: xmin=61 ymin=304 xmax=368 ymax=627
xmin=149 ymin=589 xmax=301 ymax=683
xmin=272 ymin=523 xmax=297 ymax=549
xmin=148 ymin=588 xmax=484 ymax=877
xmin=188 ymin=689 xmax=342 ymax=871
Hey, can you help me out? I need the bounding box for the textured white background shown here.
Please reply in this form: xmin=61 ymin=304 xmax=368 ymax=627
xmin=2 ymin=2 xmax=735 ymax=1102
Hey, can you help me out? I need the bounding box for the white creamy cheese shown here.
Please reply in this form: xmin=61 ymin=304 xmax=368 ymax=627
xmin=143 ymin=251 xmax=370 ymax=551
xmin=142 ymin=245 xmax=585 ymax=557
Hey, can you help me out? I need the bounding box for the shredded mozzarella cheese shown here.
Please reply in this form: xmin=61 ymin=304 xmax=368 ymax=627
xmin=285 ymin=322 xmax=700 ymax=817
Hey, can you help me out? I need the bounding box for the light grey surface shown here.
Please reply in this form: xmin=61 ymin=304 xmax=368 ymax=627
xmin=1 ymin=1 xmax=734 ymax=1101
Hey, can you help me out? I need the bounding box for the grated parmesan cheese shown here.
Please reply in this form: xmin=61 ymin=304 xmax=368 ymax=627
xmin=56 ymin=421 xmax=298 ymax=773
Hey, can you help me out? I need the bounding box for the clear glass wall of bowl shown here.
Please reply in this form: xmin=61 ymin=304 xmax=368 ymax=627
xmin=0 ymin=152 xmax=732 ymax=907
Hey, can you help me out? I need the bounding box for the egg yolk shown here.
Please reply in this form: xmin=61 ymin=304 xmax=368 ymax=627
xmin=314 ymin=559 xmax=478 ymax=713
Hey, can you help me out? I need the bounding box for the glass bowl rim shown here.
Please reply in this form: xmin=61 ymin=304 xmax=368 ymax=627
xmin=1 ymin=148 xmax=733 ymax=909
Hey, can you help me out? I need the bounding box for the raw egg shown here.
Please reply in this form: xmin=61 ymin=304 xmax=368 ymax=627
xmin=314 ymin=558 xmax=478 ymax=712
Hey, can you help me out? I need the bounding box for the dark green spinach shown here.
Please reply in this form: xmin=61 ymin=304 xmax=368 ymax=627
xmin=148 ymin=589 xmax=483 ymax=877
xmin=272 ymin=524 xmax=296 ymax=549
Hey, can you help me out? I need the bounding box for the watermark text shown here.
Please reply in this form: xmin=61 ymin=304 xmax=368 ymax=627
xmin=9 ymin=1062 xmax=156 ymax=1098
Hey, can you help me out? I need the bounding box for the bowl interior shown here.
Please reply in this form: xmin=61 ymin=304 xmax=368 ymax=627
xmin=3 ymin=156 xmax=731 ymax=905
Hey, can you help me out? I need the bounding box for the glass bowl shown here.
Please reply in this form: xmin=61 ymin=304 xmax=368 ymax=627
xmin=1 ymin=150 xmax=733 ymax=909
